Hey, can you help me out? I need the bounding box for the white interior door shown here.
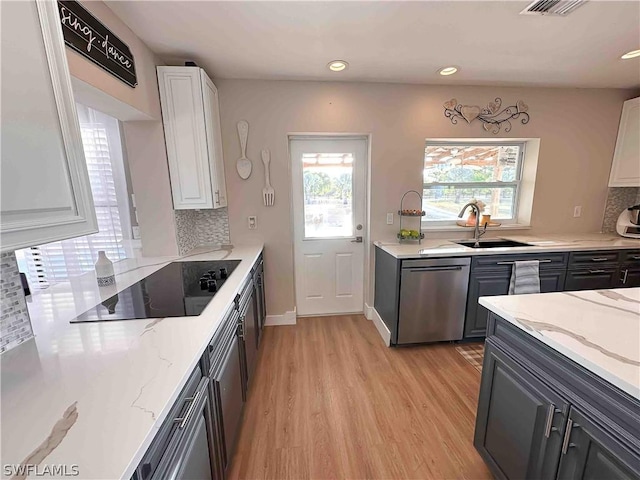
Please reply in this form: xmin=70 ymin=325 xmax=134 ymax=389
xmin=290 ymin=137 xmax=367 ymax=316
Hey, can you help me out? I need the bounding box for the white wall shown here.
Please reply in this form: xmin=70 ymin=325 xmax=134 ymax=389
xmin=215 ymin=79 xmax=637 ymax=316
xmin=66 ymin=1 xmax=178 ymax=256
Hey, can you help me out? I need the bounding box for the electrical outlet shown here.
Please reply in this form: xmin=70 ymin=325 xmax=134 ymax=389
xmin=573 ymin=206 xmax=582 ymax=218
xmin=386 ymin=213 xmax=394 ymax=225
xmin=132 ymin=226 xmax=141 ymax=239
xmin=248 ymin=216 xmax=257 ymax=230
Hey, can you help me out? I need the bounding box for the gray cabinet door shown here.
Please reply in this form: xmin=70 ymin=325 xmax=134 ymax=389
xmin=253 ymin=261 xmax=266 ymax=342
xmin=242 ymin=287 xmax=259 ymax=394
xmin=618 ymin=266 xmax=640 ymax=288
xmin=152 ymin=378 xmax=217 ymax=480
xmin=466 ymin=269 xmax=567 ymax=339
xmin=556 ymin=408 xmax=640 ymax=480
xmin=213 ymin=336 xmax=244 ymax=471
xmin=564 ymin=268 xmax=618 ymax=291
xmin=465 ymin=271 xmax=511 ymax=338
xmin=475 ymin=341 xmax=569 ymax=480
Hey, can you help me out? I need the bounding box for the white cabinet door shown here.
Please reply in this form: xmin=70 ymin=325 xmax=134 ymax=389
xmin=201 ymin=72 xmax=227 ymax=208
xmin=609 ymin=97 xmax=640 ymax=187
xmin=157 ymin=67 xmax=227 ymax=210
xmin=0 ymin=0 xmax=97 ymax=253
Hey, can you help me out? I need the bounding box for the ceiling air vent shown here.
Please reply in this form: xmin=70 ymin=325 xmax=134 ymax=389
xmin=520 ymin=0 xmax=588 ymax=16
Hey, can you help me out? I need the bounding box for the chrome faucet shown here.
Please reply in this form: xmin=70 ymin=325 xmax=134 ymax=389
xmin=458 ymin=202 xmax=486 ymax=247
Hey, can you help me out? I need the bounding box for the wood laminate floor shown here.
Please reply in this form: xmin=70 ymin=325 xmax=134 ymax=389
xmin=228 ymin=315 xmax=492 ymax=480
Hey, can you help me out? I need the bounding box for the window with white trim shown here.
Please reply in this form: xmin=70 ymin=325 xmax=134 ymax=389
xmin=16 ymin=104 xmax=133 ymax=289
xmin=422 ymin=141 xmax=525 ymax=224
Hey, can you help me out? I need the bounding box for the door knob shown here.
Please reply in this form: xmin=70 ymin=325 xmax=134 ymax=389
xmin=351 ymin=236 xmax=363 ymax=243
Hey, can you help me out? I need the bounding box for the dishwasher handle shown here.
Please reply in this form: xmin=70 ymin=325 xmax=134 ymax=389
xmin=404 ymin=266 xmax=464 ymax=272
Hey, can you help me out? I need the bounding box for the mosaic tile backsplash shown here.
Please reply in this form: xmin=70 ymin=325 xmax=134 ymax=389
xmin=1 ymin=252 xmax=33 ymax=353
xmin=175 ymin=208 xmax=231 ymax=255
xmin=602 ymin=187 xmax=640 ymax=233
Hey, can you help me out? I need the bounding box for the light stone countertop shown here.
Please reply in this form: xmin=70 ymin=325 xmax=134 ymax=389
xmin=479 ymin=288 xmax=640 ymax=400
xmin=375 ymin=233 xmax=640 ymax=259
xmin=0 ymin=243 xmax=263 ymax=480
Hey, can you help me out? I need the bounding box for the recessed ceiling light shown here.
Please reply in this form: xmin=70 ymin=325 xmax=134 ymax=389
xmin=621 ymin=49 xmax=640 ymax=60
xmin=328 ymin=60 xmax=348 ymax=72
xmin=438 ymin=66 xmax=459 ymax=76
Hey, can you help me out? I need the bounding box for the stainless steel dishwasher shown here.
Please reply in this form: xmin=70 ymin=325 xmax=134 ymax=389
xmin=397 ymin=257 xmax=471 ymax=344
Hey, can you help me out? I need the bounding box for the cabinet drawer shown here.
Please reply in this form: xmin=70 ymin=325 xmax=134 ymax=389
xmin=619 ymin=250 xmax=640 ymax=265
xmin=207 ymin=307 xmax=239 ymax=375
xmin=568 ymin=250 xmax=619 ymax=267
xmin=138 ymin=365 xmax=203 ymax=480
xmin=564 ymin=267 xmax=617 ymax=291
xmin=471 ymin=252 xmax=568 ymax=272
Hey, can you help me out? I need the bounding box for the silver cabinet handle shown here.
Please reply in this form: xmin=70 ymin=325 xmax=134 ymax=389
xmin=588 ymin=269 xmax=606 ymax=274
xmin=215 ymin=190 xmax=220 ymax=205
xmin=561 ymin=418 xmax=579 ymax=454
xmin=174 ymin=390 xmax=200 ymax=429
xmin=590 ymin=257 xmax=610 ymax=262
xmin=621 ymin=269 xmax=629 ymax=284
xmin=543 ymin=404 xmax=556 ymax=438
xmin=497 ymin=260 xmax=552 ymax=265
xmin=237 ymin=320 xmax=245 ymax=339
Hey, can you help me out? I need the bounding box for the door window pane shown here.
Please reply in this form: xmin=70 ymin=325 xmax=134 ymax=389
xmin=302 ymin=153 xmax=353 ymax=238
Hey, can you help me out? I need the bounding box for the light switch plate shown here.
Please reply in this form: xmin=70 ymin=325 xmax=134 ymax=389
xmin=248 ymin=216 xmax=257 ymax=229
xmin=386 ymin=213 xmax=394 ymax=225
xmin=573 ymin=206 xmax=582 ymax=218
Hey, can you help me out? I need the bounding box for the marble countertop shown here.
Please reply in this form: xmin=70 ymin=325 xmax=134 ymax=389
xmin=0 ymin=243 xmax=263 ymax=480
xmin=479 ymin=288 xmax=640 ymax=400
xmin=375 ymin=233 xmax=640 ymax=259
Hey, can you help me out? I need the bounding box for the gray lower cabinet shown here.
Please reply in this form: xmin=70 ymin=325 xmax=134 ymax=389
xmin=152 ymin=378 xmax=216 ymax=480
xmin=253 ymin=258 xmax=266 ymax=344
xmin=557 ymin=408 xmax=639 ymax=480
xmin=617 ymin=251 xmax=640 ymax=287
xmin=136 ymin=366 xmax=217 ymax=480
xmin=564 ymin=267 xmax=618 ymax=291
xmin=465 ymin=267 xmax=566 ymax=339
xmin=211 ymin=328 xmax=244 ymax=475
xmin=475 ymin=314 xmax=640 ymax=480
xmin=475 ymin=341 xmax=568 ymax=479
xmin=619 ymin=265 xmax=640 ymax=287
xmin=238 ymin=280 xmax=259 ymax=398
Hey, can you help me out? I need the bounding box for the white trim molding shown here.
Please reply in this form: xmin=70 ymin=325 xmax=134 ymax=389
xmin=265 ymin=308 xmax=297 ymax=326
xmin=364 ymin=303 xmax=374 ymax=321
xmin=370 ymin=307 xmax=391 ymax=347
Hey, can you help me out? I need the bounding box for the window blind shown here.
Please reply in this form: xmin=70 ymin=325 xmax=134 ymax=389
xmin=16 ymin=105 xmax=131 ymax=289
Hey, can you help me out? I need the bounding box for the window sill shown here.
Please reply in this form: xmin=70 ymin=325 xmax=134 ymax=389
xmin=421 ymin=223 xmax=532 ymax=232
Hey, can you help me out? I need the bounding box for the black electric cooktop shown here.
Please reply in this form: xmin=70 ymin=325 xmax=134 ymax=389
xmin=70 ymin=260 xmax=241 ymax=323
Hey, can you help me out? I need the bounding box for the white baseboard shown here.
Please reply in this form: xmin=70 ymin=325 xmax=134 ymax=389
xmin=371 ymin=307 xmax=391 ymax=346
xmin=364 ymin=303 xmax=374 ymax=321
xmin=265 ymin=308 xmax=297 ymax=326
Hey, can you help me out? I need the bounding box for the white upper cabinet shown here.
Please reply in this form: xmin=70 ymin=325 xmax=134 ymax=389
xmin=609 ymin=97 xmax=640 ymax=187
xmin=157 ymin=66 xmax=227 ymax=209
xmin=0 ymin=0 xmax=97 ymax=253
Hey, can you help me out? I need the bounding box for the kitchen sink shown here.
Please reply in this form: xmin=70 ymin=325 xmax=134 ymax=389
xmin=454 ymin=239 xmax=532 ymax=249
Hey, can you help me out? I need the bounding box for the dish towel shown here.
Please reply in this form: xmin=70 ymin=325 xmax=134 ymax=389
xmin=508 ymin=260 xmax=541 ymax=295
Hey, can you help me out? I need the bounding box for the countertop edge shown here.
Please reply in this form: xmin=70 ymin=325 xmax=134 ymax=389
xmin=478 ymin=294 xmax=640 ymax=401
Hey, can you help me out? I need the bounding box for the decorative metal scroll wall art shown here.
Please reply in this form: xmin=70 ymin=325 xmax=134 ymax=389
xmin=443 ymin=98 xmax=530 ymax=134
